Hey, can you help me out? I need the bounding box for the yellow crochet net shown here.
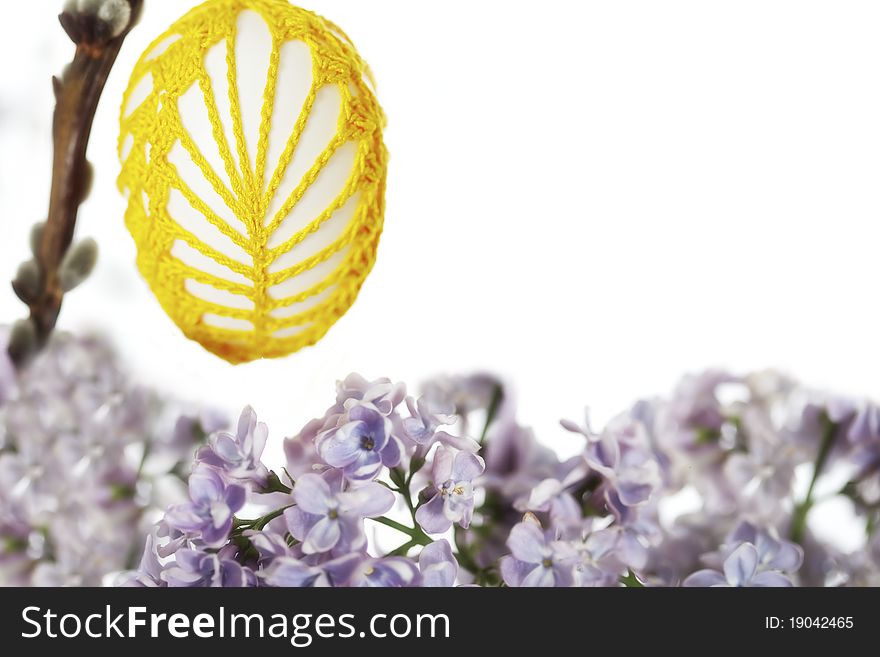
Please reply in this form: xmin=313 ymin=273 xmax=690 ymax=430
xmin=118 ymin=0 xmax=387 ymax=364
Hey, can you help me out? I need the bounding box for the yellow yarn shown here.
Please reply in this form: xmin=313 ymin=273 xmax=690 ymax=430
xmin=117 ymin=0 xmax=387 ymax=364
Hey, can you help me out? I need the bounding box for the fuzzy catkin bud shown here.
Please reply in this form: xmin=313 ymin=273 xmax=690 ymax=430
xmin=62 ymin=0 xmax=132 ymax=42
xmin=12 ymin=260 xmax=42 ymax=303
xmin=97 ymin=0 xmax=132 ymax=38
xmin=8 ymin=318 xmax=37 ymax=366
xmin=59 ymin=238 xmax=98 ymax=292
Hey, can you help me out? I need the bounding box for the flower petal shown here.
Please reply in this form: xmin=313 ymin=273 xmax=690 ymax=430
xmin=379 ymin=435 xmax=402 ymax=468
xmin=415 ymin=494 xmax=452 ymax=534
xmin=724 ymin=543 xmax=758 ymax=586
xmin=419 ymin=539 xmax=455 ymax=571
xmin=262 ymin=558 xmax=320 ymax=587
xmin=223 ymin=484 xmax=246 ymax=513
xmin=431 ymin=446 xmax=455 ymax=484
xmin=237 ymin=405 xmax=256 ymax=434
xmin=321 ymin=553 xmax=364 ymax=586
xmin=284 ymin=507 xmax=318 ymax=542
xmin=521 ymin=564 xmax=556 ymax=587
xmin=302 ymin=516 xmax=342 ymax=554
xmin=767 ymin=542 xmax=804 ymax=572
xmin=339 ymin=481 xmax=395 ymax=517
xmin=434 ymin=430 xmax=480 ymax=453
xmin=500 ymin=556 xmax=532 ymax=587
xmin=345 ymin=449 xmax=383 ymax=481
xmin=188 ymin=467 xmax=223 ymax=502
xmin=452 ymin=451 xmax=485 ymax=482
xmin=317 ymin=424 xmax=363 ymax=468
xmin=683 ymin=570 xmax=728 ymax=587
xmin=292 ymin=473 xmax=332 ymax=514
xmin=507 ymin=522 xmax=546 ymax=564
xmin=750 ymin=571 xmax=794 ymax=587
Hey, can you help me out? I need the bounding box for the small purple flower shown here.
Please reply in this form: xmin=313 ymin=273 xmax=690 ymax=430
xmin=500 ymin=520 xmax=578 ymax=587
xmin=248 ymin=531 xmax=297 ymax=565
xmin=162 ymin=546 xmax=256 ymax=587
xmin=483 ymin=421 xmax=560 ymax=499
xmin=164 ymin=465 xmax=245 ymax=548
xmin=683 ymin=543 xmax=794 ymax=587
xmin=419 ymin=540 xmax=458 ymax=587
xmin=196 ymin=406 xmax=269 ymax=487
xmin=420 ymin=373 xmax=504 ymax=419
xmin=349 ymin=556 xmax=421 ymax=587
xmin=261 ymin=553 xmax=362 ymax=587
xmin=662 ymin=370 xmax=739 ymax=449
xmin=336 ymin=374 xmax=406 ymax=416
xmin=155 ymin=518 xmax=188 ymax=558
xmin=726 ymin=522 xmax=803 ymax=572
xmin=285 ymin=472 xmax=395 ymax=555
xmin=849 ymin=403 xmax=880 ymax=444
xmin=416 ymin=446 xmax=485 ymax=534
xmin=169 ymin=409 xmax=227 ymax=451
xmin=316 ymin=403 xmax=401 ymax=481
xmin=564 ymin=415 xmax=661 ymax=508
xmin=284 ymin=415 xmax=330 ymax=478
xmin=403 ymin=396 xmax=456 ymax=445
xmin=567 ymin=526 xmax=624 ymax=587
xmin=514 ymin=470 xmax=587 ymax=531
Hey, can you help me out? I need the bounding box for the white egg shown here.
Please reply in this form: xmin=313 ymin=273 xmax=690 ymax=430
xmin=118 ymin=1 xmax=387 ymax=363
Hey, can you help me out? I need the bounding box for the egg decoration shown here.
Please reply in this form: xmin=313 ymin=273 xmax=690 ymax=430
xmin=118 ymin=0 xmax=387 ymax=364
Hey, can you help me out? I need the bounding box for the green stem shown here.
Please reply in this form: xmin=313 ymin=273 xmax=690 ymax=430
xmin=135 ymin=438 xmax=152 ymax=480
xmin=401 ymin=487 xmax=417 ymax=517
xmin=372 ymin=515 xmax=432 ymax=555
xmin=790 ymin=415 xmax=837 ymax=543
xmin=387 ymin=539 xmax=419 ymax=557
xmin=479 ymin=384 xmax=504 ymax=445
xmin=620 ymin=570 xmax=645 ymax=587
xmin=260 ymin=470 xmax=293 ymax=495
xmin=237 ymin=504 xmax=294 ymax=532
xmin=372 ymin=515 xmax=415 ymax=536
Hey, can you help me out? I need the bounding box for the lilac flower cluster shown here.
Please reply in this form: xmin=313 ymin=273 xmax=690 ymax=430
xmin=123 ymin=369 xmax=880 ymax=587
xmin=0 ymin=327 xmax=223 ymax=585
xmin=122 ymin=374 xmax=484 ymax=587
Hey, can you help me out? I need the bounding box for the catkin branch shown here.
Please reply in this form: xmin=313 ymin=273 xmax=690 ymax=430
xmin=8 ymin=0 xmax=143 ymax=366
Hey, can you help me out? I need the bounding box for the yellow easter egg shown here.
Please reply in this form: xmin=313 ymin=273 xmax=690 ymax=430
xmin=118 ymin=0 xmax=387 ymax=364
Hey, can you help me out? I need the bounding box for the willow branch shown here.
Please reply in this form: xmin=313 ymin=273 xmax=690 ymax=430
xmin=8 ymin=0 xmax=143 ymax=365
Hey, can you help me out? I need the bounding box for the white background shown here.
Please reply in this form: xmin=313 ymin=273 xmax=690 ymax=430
xmin=2 ymin=1 xmax=880 ymax=465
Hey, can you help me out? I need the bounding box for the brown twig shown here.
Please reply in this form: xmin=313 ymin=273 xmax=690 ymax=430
xmin=9 ymin=0 xmax=143 ymax=365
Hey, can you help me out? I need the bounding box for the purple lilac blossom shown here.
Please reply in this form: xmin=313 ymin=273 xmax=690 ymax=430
xmin=416 ymin=446 xmax=485 ymax=534
xmin=196 ymin=406 xmax=269 ymax=487
xmin=500 ymin=520 xmax=578 ymax=587
xmin=285 ymin=471 xmax=394 ymax=555
xmin=164 ymin=465 xmax=245 ymax=548
xmin=261 ymin=553 xmax=363 ymax=587
xmin=110 ymin=368 xmax=880 ymax=588
xmin=348 ymin=556 xmax=421 ymax=587
xmin=162 ymin=546 xmax=257 ymax=587
xmin=683 ymin=543 xmax=794 ymax=587
xmin=335 ymin=374 xmax=406 ymax=416
xmin=419 ymin=540 xmax=458 ymax=587
xmin=0 ymin=329 xmax=222 ymax=586
xmin=402 ymin=396 xmax=456 ymax=445
xmin=316 ymin=403 xmax=402 ymax=482
xmin=723 ymin=522 xmax=803 ymax=572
